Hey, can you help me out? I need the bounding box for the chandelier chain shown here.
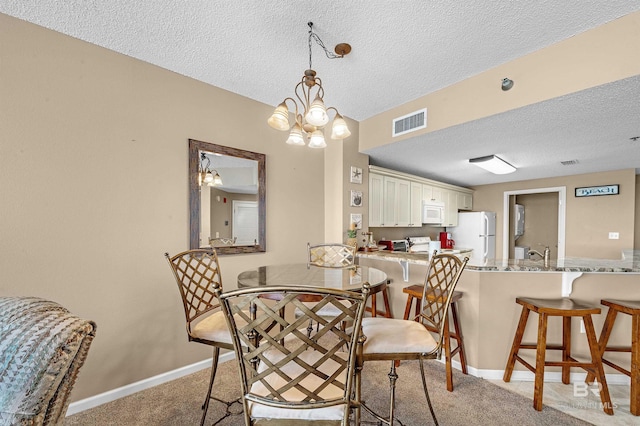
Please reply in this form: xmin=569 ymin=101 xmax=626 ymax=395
xmin=307 ymin=22 xmax=342 ymax=69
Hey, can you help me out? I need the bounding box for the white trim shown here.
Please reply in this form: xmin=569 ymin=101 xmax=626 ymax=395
xmin=502 ymin=187 xmax=566 ymax=260
xmin=443 ymin=358 xmax=630 ymax=385
xmin=67 ymin=352 xmax=630 ymax=417
xmin=66 ymin=352 xmax=235 ymax=416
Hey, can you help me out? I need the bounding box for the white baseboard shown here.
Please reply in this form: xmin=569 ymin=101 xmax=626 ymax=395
xmin=66 ymin=352 xmax=235 ymax=416
xmin=444 ymin=358 xmax=631 ymax=386
xmin=68 ymin=353 xmax=630 ymax=416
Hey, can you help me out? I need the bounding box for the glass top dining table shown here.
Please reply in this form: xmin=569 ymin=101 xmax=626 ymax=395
xmin=236 ymin=263 xmax=388 ymax=294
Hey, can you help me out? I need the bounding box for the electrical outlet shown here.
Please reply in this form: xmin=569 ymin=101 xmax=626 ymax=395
xmin=580 ymin=319 xmax=585 ymax=334
xmin=608 ymin=232 xmax=619 ymax=240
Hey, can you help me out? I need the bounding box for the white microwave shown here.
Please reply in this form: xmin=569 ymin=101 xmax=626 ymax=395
xmin=422 ymin=200 xmax=445 ymax=224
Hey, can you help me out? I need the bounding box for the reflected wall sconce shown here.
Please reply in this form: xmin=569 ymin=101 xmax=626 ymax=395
xmin=469 ymin=155 xmax=516 ymax=174
xmin=501 ymin=78 xmax=514 ymax=91
xmin=268 ymin=22 xmax=351 ymax=148
xmin=199 ymin=153 xmax=223 ymax=186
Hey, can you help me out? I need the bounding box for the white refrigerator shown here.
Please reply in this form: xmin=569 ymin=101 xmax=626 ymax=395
xmin=450 ymin=212 xmax=496 ymax=261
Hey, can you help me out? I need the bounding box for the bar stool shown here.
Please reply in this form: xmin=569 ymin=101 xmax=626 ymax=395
xmin=401 ymin=284 xmax=468 ymax=391
xmin=503 ymin=297 xmax=613 ymax=414
xmin=585 ymin=299 xmax=640 ymax=416
xmin=366 ymin=279 xmax=392 ymax=318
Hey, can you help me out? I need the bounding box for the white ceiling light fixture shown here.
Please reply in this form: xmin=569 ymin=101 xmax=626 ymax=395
xmin=469 ymin=155 xmax=516 ymax=174
xmin=268 ymin=22 xmax=351 ymax=148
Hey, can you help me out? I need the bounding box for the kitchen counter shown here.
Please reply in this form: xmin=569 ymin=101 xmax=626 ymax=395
xmin=356 ymin=249 xmax=640 ymax=378
xmin=357 ymin=249 xmax=640 ymax=273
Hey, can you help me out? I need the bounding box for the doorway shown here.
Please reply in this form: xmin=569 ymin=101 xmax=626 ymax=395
xmin=232 ymin=200 xmax=259 ymax=245
xmin=502 ymin=187 xmax=566 ymax=260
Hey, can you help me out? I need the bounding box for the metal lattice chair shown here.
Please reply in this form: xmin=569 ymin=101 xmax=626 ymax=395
xmin=301 ymin=243 xmax=358 ymax=335
xmin=307 ymin=242 xmax=356 ymax=268
xmin=214 ymin=283 xmax=371 ymax=425
xmin=359 ymin=252 xmax=469 ymax=425
xmin=165 ymin=248 xmax=237 ymax=426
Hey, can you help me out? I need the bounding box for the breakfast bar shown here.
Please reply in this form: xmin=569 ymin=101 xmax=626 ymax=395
xmin=356 ymin=250 xmax=640 ymax=383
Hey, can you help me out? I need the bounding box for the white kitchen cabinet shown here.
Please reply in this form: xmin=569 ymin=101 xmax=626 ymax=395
xmin=457 ymin=191 xmax=473 ymax=211
xmin=409 ymin=181 xmax=423 ymax=227
xmin=369 ymin=173 xmax=384 ymax=227
xmin=369 ymin=166 xmax=473 ymax=228
xmin=369 ymin=173 xmax=413 ymax=227
xmin=442 ymin=189 xmax=458 ymax=227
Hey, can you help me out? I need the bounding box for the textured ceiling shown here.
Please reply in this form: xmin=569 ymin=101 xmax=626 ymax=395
xmin=1 ymin=1 xmax=639 ymax=186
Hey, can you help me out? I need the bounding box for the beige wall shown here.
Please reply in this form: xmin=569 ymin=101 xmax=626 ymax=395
xmin=0 ymin=14 xmax=330 ymax=400
xmin=472 ymin=169 xmax=636 ymax=259
xmin=360 ymin=11 xmax=640 ymax=151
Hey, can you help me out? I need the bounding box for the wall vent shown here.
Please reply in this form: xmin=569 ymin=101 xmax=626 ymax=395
xmin=392 ymin=108 xmax=427 ymax=137
xmin=561 ymin=159 xmax=579 ymax=166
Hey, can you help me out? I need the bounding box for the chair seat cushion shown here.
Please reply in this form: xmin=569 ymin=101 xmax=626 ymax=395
xmin=362 ymin=317 xmax=437 ymax=354
xmin=249 ymin=349 xmax=347 ymax=421
xmin=294 ymin=300 xmax=352 ymax=318
xmin=191 ymin=310 xmax=244 ymax=344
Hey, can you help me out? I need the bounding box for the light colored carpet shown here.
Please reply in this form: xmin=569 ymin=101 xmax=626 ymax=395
xmin=64 ymin=359 xmax=592 ymax=425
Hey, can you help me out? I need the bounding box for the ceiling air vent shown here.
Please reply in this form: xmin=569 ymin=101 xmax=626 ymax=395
xmin=561 ymin=159 xmax=579 ymax=166
xmin=392 ymin=108 xmax=427 ymax=137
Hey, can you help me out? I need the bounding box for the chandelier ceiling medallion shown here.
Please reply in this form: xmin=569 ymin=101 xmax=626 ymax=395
xmin=268 ymin=22 xmax=351 ymax=148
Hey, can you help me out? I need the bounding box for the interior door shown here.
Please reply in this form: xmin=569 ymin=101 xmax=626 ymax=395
xmin=232 ymin=200 xmax=259 ymax=245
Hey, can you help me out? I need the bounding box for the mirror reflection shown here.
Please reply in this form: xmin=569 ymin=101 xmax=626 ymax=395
xmin=189 ymin=139 xmax=266 ymax=254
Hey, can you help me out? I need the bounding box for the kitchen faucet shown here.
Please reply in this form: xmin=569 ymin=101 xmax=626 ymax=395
xmin=528 ymin=246 xmax=551 ymax=267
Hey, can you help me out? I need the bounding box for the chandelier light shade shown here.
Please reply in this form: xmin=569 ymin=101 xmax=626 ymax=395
xmin=469 ymin=155 xmax=516 ymax=174
xmin=286 ymin=122 xmax=305 ymax=146
xmin=268 ymin=22 xmax=351 ymax=148
xmin=199 ymin=153 xmax=223 ymax=186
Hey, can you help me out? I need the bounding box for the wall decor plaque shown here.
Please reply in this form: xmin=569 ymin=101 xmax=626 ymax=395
xmin=575 ymin=184 xmax=619 ymax=197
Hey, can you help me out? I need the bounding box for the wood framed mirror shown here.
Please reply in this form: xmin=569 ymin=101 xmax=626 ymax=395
xmin=189 ymin=139 xmax=266 ymax=254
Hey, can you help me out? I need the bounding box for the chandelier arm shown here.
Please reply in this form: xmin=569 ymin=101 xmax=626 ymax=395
xmin=293 ymin=80 xmax=310 ymax=114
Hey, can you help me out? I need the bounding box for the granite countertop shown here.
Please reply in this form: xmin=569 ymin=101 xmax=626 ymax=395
xmin=357 ymin=249 xmax=640 ymax=273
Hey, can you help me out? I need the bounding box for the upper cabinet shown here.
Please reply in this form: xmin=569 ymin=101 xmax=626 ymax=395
xmin=369 ymin=166 xmax=473 ymax=228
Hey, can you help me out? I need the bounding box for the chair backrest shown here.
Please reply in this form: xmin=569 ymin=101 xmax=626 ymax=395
xmin=214 ymin=283 xmax=370 ymax=425
xmin=164 ymin=249 xmax=222 ymax=332
xmin=420 ymin=252 xmax=469 ymax=356
xmin=307 ymin=243 xmax=356 ymax=268
xmin=0 ymin=297 xmax=96 ymax=425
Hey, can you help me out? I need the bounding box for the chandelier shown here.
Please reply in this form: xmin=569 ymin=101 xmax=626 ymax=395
xmin=198 ymin=152 xmax=223 ymax=187
xmin=268 ymin=22 xmax=351 ymax=148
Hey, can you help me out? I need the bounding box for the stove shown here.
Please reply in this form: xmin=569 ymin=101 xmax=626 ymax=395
xmin=408 ymin=237 xmax=439 ymax=253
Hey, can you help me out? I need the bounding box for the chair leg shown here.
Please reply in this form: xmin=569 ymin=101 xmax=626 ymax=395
xmin=388 ymin=361 xmax=398 ymax=426
xmin=631 ymin=313 xmax=640 ymax=415
xmin=586 ymin=308 xmax=617 ymax=384
xmin=533 ymin=313 xmax=548 ymax=411
xmin=450 ymin=301 xmax=468 ymax=375
xmin=443 ymin=315 xmax=453 ymax=392
xmin=504 ymin=306 xmax=530 ymax=382
xmin=382 ymin=288 xmax=392 ymax=318
xmin=562 ymin=316 xmax=571 ymax=385
xmin=201 ymin=347 xmax=220 ymax=426
xmin=583 ymin=314 xmax=614 ymax=415
xmin=419 ymin=359 xmax=439 ymax=426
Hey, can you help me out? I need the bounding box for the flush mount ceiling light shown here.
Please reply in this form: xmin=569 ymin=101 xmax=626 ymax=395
xmin=199 ymin=153 xmax=223 ymax=187
xmin=501 ymin=78 xmax=514 ymax=91
xmin=469 ymin=155 xmax=516 ymax=174
xmin=268 ymin=22 xmax=351 ymax=148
